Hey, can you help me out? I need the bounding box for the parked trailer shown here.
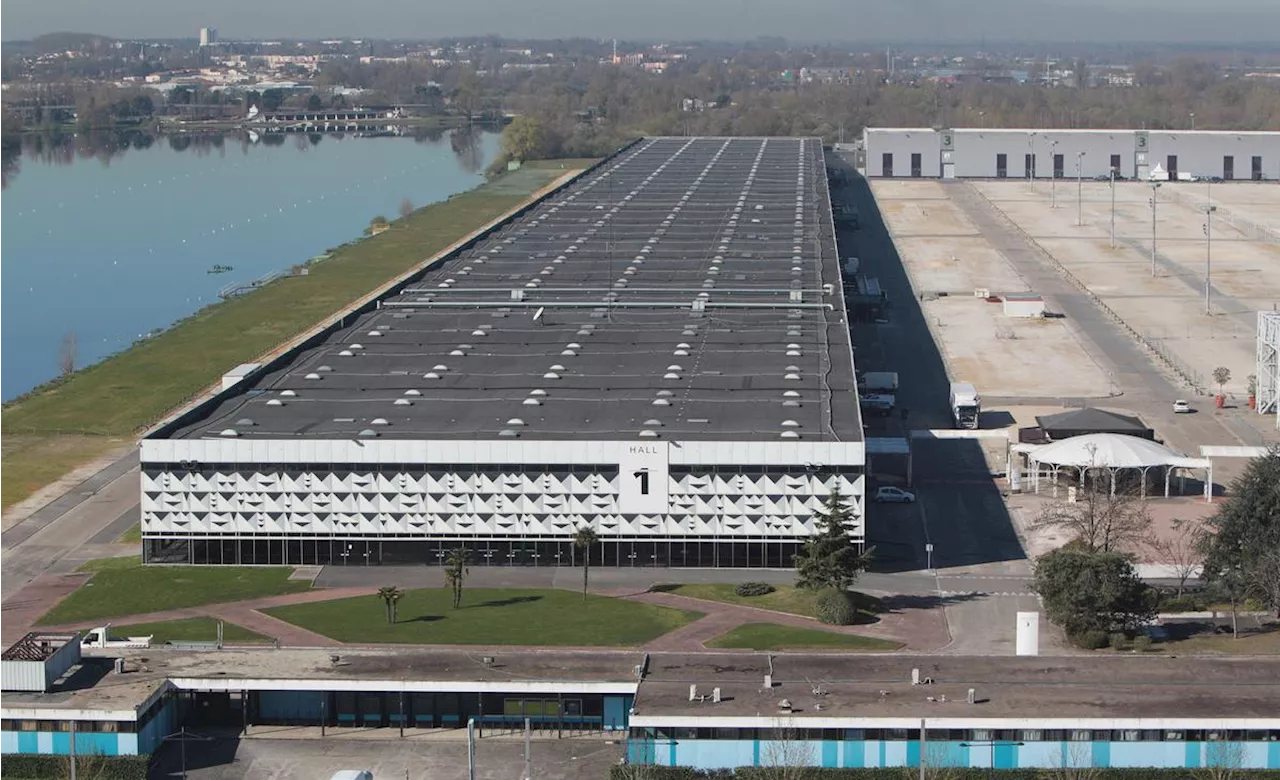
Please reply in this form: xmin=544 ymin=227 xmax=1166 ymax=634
xmin=949 ymin=382 xmax=981 ymax=429
xmin=858 ymin=371 xmax=899 ymax=393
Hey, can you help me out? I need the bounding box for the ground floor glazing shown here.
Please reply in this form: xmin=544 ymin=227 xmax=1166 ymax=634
xmin=142 ymin=537 xmax=826 ymax=567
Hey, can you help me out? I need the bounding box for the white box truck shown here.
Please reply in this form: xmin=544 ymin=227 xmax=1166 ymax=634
xmin=949 ymin=382 xmax=981 ymax=429
xmin=858 ymin=371 xmax=899 ymax=394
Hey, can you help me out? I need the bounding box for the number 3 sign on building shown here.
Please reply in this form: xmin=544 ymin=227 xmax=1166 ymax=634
xmin=618 ymin=442 xmax=670 ymax=515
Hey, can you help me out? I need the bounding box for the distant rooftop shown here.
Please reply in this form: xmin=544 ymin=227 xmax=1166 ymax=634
xmin=161 ymin=137 xmax=860 ymax=444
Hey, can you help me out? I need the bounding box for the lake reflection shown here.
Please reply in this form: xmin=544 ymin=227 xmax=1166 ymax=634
xmin=1 ymin=125 xmax=499 ymax=399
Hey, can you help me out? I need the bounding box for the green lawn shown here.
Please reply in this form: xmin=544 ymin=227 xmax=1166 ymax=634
xmin=266 ymin=588 xmax=701 ymax=646
xmin=110 ymin=617 xmax=270 ymax=645
xmin=0 ymin=162 xmax=589 ymax=509
xmin=660 ymin=584 xmax=884 ymax=624
xmin=38 ymin=558 xmax=309 ymax=625
xmin=705 ymin=623 xmax=903 ymax=651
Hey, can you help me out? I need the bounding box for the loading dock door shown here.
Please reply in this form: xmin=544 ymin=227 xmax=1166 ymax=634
xmin=942 ymin=163 xmax=956 ymax=179
xmin=1167 ymin=155 xmax=1178 ymax=180
xmin=882 ymin=153 xmax=894 ymax=178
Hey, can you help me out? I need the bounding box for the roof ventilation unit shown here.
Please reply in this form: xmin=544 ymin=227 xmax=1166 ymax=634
xmin=280 ymin=390 xmax=297 ymax=397
xmin=395 ymin=399 xmax=413 ymax=406
xmin=784 ymin=373 xmax=802 ymax=381
xmin=266 ymin=399 xmax=284 ymax=406
xmin=561 ymin=350 xmax=577 ymax=357
xmin=236 ymin=418 xmax=256 ymax=426
xmin=371 ymin=418 xmax=389 ymax=426
xmin=644 ymin=419 xmax=663 ymax=427
xmin=424 ymin=372 xmax=441 ymax=379
xmin=368 ymin=330 xmax=382 ymax=337
xmin=498 ymin=429 xmax=520 ymax=438
xmin=304 ymin=373 xmax=322 ymax=380
xmin=783 ymin=390 xmax=801 ymax=398
xmin=219 ymin=429 xmax=239 ymax=437
xmin=656 ymin=390 xmax=674 ymax=397
xmin=639 ymin=430 xmax=660 ymax=438
xmin=523 ymin=398 xmax=542 ymax=406
xmin=673 ymin=349 xmax=689 ymax=356
xmin=404 ymin=389 xmax=422 ymax=396
xmin=350 ymin=343 xmax=364 ymax=350
xmin=550 ymin=364 xmax=565 ymax=371
xmin=543 ymin=372 xmax=561 ymax=380
xmin=667 ymin=365 xmax=683 ymax=372
xmin=471 ymin=330 xmax=487 ymax=337
xmin=529 ymin=389 xmax=548 ymax=396
xmin=652 ymin=399 xmax=671 ymax=406
xmin=433 ymin=365 xmax=448 ymax=371
xmin=663 ymin=373 xmax=681 ymax=380
xmin=781 ymin=420 xmax=800 ymax=428
xmin=338 ymin=350 xmax=354 ymax=357
xmin=358 ymin=429 xmax=378 ymax=438
xmin=780 ymin=430 xmax=800 ymax=439
xmin=506 ymin=418 xmax=526 ymax=426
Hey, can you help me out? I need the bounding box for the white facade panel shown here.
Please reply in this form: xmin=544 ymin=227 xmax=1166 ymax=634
xmin=862 ymin=128 xmax=1280 ymax=181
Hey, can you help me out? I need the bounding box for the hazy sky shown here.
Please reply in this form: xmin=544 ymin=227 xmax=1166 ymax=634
xmin=5 ymin=0 xmax=1280 ymax=43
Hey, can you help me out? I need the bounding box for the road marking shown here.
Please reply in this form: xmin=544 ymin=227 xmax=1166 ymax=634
xmin=938 ymin=590 xmax=1039 ymax=598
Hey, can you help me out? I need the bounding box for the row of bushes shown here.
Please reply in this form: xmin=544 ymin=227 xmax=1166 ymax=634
xmin=611 ymin=766 xmax=1280 ymax=780
xmin=0 ymin=754 xmax=150 ymax=780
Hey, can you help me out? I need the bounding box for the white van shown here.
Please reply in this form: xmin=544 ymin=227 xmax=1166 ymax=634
xmin=330 ymin=771 xmax=373 ymax=780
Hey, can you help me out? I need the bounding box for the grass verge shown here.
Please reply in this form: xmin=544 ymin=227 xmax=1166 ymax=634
xmin=705 ymin=623 xmax=903 ymax=651
xmin=1 ymin=434 xmax=129 ymax=510
xmin=37 ymin=558 xmax=308 ymax=625
xmin=266 ymin=587 xmax=700 ymax=646
xmin=111 ymin=617 xmax=271 ymax=645
xmin=658 ymin=583 xmax=884 ymax=624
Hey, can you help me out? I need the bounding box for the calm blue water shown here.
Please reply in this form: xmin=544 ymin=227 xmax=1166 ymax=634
xmin=1 ymin=128 xmax=500 ymax=400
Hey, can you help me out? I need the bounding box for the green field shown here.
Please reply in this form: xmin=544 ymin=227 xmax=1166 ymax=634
xmin=110 ymin=617 xmax=270 ymax=645
xmin=37 ymin=558 xmax=309 ymax=625
xmin=266 ymin=588 xmax=700 ymax=646
xmin=660 ymin=583 xmax=884 ymax=624
xmin=705 ymin=623 xmax=903 ymax=651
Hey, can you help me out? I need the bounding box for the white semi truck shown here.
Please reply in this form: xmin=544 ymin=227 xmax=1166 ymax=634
xmin=949 ymin=382 xmax=981 ymax=429
xmin=858 ymin=371 xmax=899 ymax=394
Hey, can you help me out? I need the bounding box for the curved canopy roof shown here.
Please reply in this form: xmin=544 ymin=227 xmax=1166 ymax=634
xmin=1028 ymin=433 xmax=1187 ymax=468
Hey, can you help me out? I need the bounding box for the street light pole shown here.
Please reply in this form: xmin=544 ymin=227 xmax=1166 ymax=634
xmin=1050 ymin=141 xmax=1058 ymax=208
xmin=1190 ymin=112 xmax=1196 ymax=130
xmin=1150 ymin=181 xmax=1161 ymax=277
xmin=1076 ymin=152 xmax=1085 ymax=226
xmin=1204 ymin=179 xmax=1214 ymax=315
xmin=1110 ymin=170 xmax=1116 ymax=248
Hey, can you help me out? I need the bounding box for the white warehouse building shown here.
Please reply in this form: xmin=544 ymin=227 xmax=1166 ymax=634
xmin=139 ymin=137 xmax=866 ymax=568
xmin=862 ymin=128 xmax=1280 ymax=181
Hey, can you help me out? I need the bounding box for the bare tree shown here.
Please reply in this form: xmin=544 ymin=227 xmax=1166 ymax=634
xmin=1031 ymin=478 xmax=1153 ymax=553
xmin=1037 ymin=742 xmax=1101 ymax=780
xmin=61 ymin=747 xmax=108 ymax=780
xmin=908 ymin=742 xmax=965 ymax=780
xmin=398 ymin=197 xmax=414 ymax=219
xmin=60 ymin=330 xmax=77 ymax=376
xmin=1142 ymin=517 xmax=1206 ymax=597
xmin=758 ymin=720 xmax=817 ymax=780
xmin=1196 ymin=739 xmax=1247 ymax=780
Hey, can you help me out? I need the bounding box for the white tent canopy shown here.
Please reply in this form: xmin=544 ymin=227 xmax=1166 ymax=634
xmin=1012 ymin=433 xmax=1213 ymax=501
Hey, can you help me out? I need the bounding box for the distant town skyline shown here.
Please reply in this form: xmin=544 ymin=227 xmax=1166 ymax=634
xmin=5 ymin=0 xmax=1280 ymax=44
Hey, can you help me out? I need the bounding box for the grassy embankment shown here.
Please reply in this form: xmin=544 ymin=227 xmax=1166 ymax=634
xmin=266 ymin=588 xmax=701 ymax=646
xmin=1 ymin=161 xmax=589 ymax=510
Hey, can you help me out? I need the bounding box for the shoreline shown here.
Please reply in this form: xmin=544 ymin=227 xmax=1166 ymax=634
xmin=1 ymin=159 xmax=594 ymax=513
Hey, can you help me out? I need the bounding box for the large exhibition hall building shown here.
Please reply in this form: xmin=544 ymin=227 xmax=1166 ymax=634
xmin=139 ymin=137 xmax=865 ymax=567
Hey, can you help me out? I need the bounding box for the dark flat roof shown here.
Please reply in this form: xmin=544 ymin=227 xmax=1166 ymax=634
xmin=635 ymin=653 xmax=1280 ymax=720
xmin=165 ymin=137 xmax=860 ymax=443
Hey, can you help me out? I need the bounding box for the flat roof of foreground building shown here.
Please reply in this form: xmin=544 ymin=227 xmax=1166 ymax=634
xmin=7 ymin=649 xmax=1280 ymax=724
xmin=161 ymin=137 xmax=860 ymax=445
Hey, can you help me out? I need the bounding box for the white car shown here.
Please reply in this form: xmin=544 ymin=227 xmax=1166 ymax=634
xmin=1173 ymin=400 xmax=1192 ymax=414
xmin=874 ymin=486 xmax=916 ymax=504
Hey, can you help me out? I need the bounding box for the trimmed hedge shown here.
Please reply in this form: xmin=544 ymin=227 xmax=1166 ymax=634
xmin=814 ymin=588 xmax=855 ymax=625
xmin=734 ymin=582 xmax=776 ymax=597
xmin=0 ymin=754 xmax=151 ymax=780
xmin=612 ymin=767 xmax=1280 ymax=780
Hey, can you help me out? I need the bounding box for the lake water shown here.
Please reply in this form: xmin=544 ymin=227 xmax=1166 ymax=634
xmin=1 ymin=127 xmax=500 ymax=400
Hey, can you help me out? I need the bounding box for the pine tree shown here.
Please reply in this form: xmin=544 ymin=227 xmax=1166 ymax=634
xmin=793 ymin=488 xmax=872 ymax=591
